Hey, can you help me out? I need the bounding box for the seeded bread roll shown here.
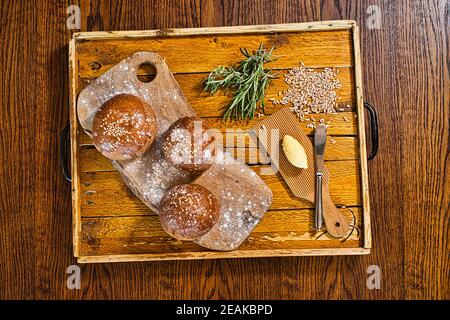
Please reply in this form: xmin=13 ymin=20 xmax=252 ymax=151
xmin=162 ymin=116 xmax=216 ymax=172
xmin=92 ymin=94 xmax=157 ymax=160
xmin=159 ymin=184 xmax=220 ymax=240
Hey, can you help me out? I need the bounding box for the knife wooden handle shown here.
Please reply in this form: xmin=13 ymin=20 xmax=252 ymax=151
xmin=321 ymin=189 xmax=350 ymax=237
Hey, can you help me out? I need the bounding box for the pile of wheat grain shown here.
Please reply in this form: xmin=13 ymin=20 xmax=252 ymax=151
xmin=272 ymin=64 xmax=342 ymax=123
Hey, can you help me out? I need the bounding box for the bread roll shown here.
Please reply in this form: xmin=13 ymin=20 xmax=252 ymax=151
xmin=159 ymin=184 xmax=220 ymax=240
xmin=92 ymin=94 xmax=157 ymax=160
xmin=162 ymin=116 xmax=216 ymax=172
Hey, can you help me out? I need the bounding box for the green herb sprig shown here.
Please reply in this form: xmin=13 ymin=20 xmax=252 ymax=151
xmin=204 ymin=44 xmax=276 ymax=120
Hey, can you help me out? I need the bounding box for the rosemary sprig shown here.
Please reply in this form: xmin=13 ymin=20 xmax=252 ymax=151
xmin=204 ymin=44 xmax=276 ymax=120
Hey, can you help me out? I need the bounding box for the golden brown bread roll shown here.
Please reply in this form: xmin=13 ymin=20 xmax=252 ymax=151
xmin=162 ymin=116 xmax=216 ymax=172
xmin=92 ymin=94 xmax=157 ymax=160
xmin=159 ymin=184 xmax=220 ymax=240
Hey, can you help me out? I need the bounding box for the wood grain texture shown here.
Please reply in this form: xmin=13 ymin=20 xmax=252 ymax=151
xmin=79 ymin=208 xmax=361 ymax=256
xmin=77 ymin=160 xmax=361 ymax=217
xmin=77 ymin=111 xmax=358 ymax=145
xmin=0 ymin=0 xmax=448 ymax=300
xmin=0 ymin=0 xmax=37 ymax=300
xmin=78 ymin=67 xmax=356 ymax=117
xmin=78 ymin=136 xmax=358 ymax=172
xmin=76 ymin=30 xmax=353 ymax=77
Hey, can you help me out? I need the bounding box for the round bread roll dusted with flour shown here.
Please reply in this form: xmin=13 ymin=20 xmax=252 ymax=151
xmin=92 ymin=94 xmax=157 ymax=160
xmin=162 ymin=116 xmax=216 ymax=172
xmin=159 ymin=184 xmax=220 ymax=240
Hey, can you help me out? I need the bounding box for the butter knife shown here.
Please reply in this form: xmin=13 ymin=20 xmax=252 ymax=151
xmin=314 ymin=124 xmax=327 ymax=230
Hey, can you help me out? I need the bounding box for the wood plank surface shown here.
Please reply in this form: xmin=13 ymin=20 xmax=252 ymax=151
xmin=78 ymin=67 xmax=356 ymax=117
xmin=78 ymin=160 xmax=361 ymax=217
xmin=80 ymin=208 xmax=362 ymax=256
xmin=78 ymin=111 xmax=358 ymax=146
xmin=78 ymin=136 xmax=359 ymax=172
xmin=0 ymin=0 xmax=448 ymax=300
xmin=77 ymin=30 xmax=353 ymax=77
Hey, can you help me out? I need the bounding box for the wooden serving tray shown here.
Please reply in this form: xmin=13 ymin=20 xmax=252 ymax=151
xmin=68 ymin=21 xmax=371 ymax=263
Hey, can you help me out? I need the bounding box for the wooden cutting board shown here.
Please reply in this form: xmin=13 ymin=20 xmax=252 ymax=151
xmin=251 ymin=107 xmax=350 ymax=237
xmin=77 ymin=51 xmax=199 ymax=212
xmin=76 ymin=51 xmax=272 ymax=251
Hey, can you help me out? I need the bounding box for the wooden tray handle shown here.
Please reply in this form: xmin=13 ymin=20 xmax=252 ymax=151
xmin=322 ymin=189 xmax=350 ymax=237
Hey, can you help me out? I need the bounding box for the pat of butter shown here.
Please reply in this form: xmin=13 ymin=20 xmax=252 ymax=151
xmin=282 ymin=135 xmax=308 ymax=169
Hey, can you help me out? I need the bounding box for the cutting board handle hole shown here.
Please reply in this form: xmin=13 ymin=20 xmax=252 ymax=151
xmin=136 ymin=62 xmax=157 ymax=83
xmin=335 ymin=222 xmax=340 ymax=227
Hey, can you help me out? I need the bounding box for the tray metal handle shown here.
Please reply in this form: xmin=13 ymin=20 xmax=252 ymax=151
xmin=364 ymin=102 xmax=379 ymax=160
xmin=60 ymin=124 xmax=72 ymax=182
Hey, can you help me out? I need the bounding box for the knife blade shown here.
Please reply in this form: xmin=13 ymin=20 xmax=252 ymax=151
xmin=314 ymin=124 xmax=327 ymax=230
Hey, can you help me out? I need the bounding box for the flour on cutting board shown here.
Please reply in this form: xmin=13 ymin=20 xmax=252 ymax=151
xmin=76 ymin=51 xmax=273 ymax=251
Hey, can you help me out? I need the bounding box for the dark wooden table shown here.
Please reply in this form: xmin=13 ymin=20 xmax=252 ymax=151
xmin=0 ymin=0 xmax=448 ymax=299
